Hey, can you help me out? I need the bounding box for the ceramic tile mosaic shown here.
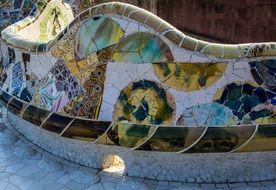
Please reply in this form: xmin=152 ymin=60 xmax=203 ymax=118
xmin=0 ymin=1 xmax=276 ymax=153
xmin=11 ymin=61 xmax=24 ymax=95
xmin=39 ymin=5 xmax=70 ymax=42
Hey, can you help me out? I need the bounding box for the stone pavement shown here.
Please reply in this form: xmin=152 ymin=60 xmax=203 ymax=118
xmin=0 ymin=108 xmax=276 ymax=190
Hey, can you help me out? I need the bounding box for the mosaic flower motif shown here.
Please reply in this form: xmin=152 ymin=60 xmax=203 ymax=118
xmin=153 ymin=62 xmax=227 ymax=92
xmin=176 ymin=103 xmax=238 ymax=127
xmin=11 ymin=62 xmax=23 ymax=96
xmin=61 ymin=65 xmax=106 ymax=119
xmin=112 ymin=32 xmax=174 ymax=63
xmin=50 ymin=60 xmax=85 ymax=100
xmin=75 ymin=16 xmax=124 ymax=60
xmin=39 ymin=74 xmax=63 ymax=110
xmin=214 ymin=82 xmax=276 ymax=122
xmin=113 ymin=80 xmax=175 ymax=125
xmin=249 ymin=59 xmax=276 ymax=92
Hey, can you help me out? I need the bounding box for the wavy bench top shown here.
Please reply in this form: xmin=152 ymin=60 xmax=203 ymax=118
xmin=1 ymin=1 xmax=276 ymax=59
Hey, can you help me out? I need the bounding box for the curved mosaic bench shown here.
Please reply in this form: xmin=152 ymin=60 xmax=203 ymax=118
xmin=0 ymin=0 xmax=276 ymax=183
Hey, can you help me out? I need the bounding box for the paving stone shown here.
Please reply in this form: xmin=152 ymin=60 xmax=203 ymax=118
xmin=181 ymin=183 xmax=201 ymax=188
xmin=144 ymin=178 xmax=158 ymax=185
xmin=154 ymin=185 xmax=171 ymax=190
xmin=14 ymin=144 xmax=36 ymax=159
xmin=232 ymin=187 xmax=258 ymax=190
xmin=101 ymin=181 xmax=117 ymax=190
xmin=43 ymin=182 xmax=64 ymax=190
xmin=158 ymin=181 xmax=169 ymax=186
xmin=200 ymin=183 xmax=216 ymax=190
xmin=116 ymin=179 xmax=150 ymax=190
xmin=229 ymin=183 xmax=247 ymax=188
xmin=0 ymin=172 xmax=12 ymax=180
xmin=0 ymin=132 xmax=17 ymax=145
xmin=57 ymin=174 xmax=72 ymax=185
xmin=187 ymin=178 xmax=196 ymax=183
xmin=261 ymin=181 xmax=275 ymax=186
xmin=169 ymin=181 xmax=182 ymax=187
xmin=215 ymin=183 xmax=229 ymax=188
xmin=29 ymin=170 xmax=49 ymax=181
xmin=247 ymin=182 xmax=262 ymax=187
xmin=45 ymin=171 xmax=65 ymax=181
xmin=17 ymin=165 xmax=41 ymax=177
xmin=9 ymin=175 xmax=26 ymax=185
xmin=0 ymin=181 xmax=8 ymax=190
xmin=65 ymin=180 xmax=89 ymax=190
xmin=171 ymin=186 xmax=201 ymax=190
xmin=86 ymin=183 xmax=105 ymax=190
xmin=5 ymin=163 xmax=25 ymax=173
xmin=0 ymin=166 xmax=5 ymax=172
xmin=27 ymin=182 xmax=44 ymax=190
xmin=70 ymin=170 xmax=100 ymax=184
xmin=3 ymin=183 xmax=20 ymax=190
xmin=18 ymin=179 xmax=35 ymax=190
xmin=38 ymin=177 xmax=56 ymax=185
xmin=99 ymin=174 xmax=122 ymax=183
xmin=38 ymin=157 xmax=63 ymax=172
xmin=267 ymin=185 xmax=276 ymax=190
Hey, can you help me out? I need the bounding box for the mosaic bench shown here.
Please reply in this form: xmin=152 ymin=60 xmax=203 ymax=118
xmin=0 ymin=0 xmax=276 ymax=183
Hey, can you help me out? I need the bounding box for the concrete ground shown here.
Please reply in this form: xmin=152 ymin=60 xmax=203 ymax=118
xmin=0 ymin=107 xmax=276 ymax=190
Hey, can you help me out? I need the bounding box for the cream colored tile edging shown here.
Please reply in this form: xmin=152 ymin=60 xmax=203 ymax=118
xmin=1 ymin=1 xmax=276 ymax=59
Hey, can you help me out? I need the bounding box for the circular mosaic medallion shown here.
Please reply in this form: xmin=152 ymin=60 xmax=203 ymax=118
xmin=75 ymin=16 xmax=124 ymax=60
xmin=214 ymin=82 xmax=276 ymax=123
xmin=113 ymin=80 xmax=175 ymax=125
xmin=176 ymin=103 xmax=238 ymax=127
xmin=112 ymin=32 xmax=174 ymax=63
xmin=153 ymin=62 xmax=227 ymax=92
